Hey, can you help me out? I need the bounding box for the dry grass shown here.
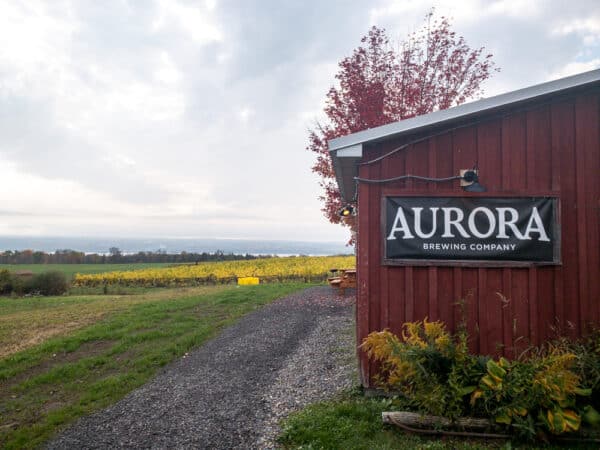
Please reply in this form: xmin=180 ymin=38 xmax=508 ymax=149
xmin=0 ymin=286 xmax=226 ymax=358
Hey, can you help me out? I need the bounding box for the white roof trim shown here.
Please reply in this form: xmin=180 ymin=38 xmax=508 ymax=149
xmin=335 ymin=143 xmax=362 ymax=157
xmin=329 ymin=68 xmax=600 ymax=152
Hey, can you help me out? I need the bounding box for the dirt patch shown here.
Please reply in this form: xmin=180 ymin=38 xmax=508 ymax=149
xmin=192 ymin=304 xmax=233 ymax=322
xmin=0 ymin=286 xmax=226 ymax=359
xmin=0 ymin=421 xmax=19 ymax=432
xmin=115 ymin=349 xmax=138 ymax=364
xmin=41 ymin=399 xmax=67 ymax=415
xmin=0 ymin=340 xmax=116 ymax=435
xmin=1 ymin=340 xmax=116 ymax=396
xmin=0 ymin=319 xmax=103 ymax=359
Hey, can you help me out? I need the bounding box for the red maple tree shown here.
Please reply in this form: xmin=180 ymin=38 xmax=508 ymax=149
xmin=309 ymin=13 xmax=498 ymax=237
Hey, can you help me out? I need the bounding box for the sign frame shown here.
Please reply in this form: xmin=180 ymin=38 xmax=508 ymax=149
xmin=381 ymin=195 xmax=561 ymax=267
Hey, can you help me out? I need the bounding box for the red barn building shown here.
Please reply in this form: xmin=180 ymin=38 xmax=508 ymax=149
xmin=329 ymin=69 xmax=600 ymax=387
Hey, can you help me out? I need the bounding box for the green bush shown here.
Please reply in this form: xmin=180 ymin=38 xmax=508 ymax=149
xmin=362 ymin=321 xmax=600 ymax=441
xmin=0 ymin=269 xmax=13 ymax=295
xmin=0 ymin=269 xmax=28 ymax=296
xmin=26 ymin=270 xmax=69 ymax=296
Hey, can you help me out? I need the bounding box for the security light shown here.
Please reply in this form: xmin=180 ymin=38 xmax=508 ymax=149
xmin=460 ymin=169 xmax=487 ymax=192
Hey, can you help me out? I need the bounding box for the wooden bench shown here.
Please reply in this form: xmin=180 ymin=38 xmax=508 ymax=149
xmin=328 ymin=268 xmax=356 ymax=294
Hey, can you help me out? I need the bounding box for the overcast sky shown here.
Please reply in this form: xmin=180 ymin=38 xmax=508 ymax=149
xmin=0 ymin=0 xmax=598 ymax=242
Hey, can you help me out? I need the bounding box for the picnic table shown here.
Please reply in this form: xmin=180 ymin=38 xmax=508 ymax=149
xmin=327 ymin=268 xmax=356 ymax=294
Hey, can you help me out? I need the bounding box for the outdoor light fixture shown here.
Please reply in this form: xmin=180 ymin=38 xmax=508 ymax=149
xmin=460 ymin=169 xmax=487 ymax=192
xmin=339 ymin=205 xmax=356 ymax=217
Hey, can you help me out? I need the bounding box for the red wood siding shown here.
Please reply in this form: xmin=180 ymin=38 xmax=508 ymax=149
xmin=356 ymin=89 xmax=600 ymax=387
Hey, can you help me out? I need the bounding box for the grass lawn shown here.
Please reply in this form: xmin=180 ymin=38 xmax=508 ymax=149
xmin=278 ymin=390 xmax=599 ymax=450
xmin=1 ymin=287 xmax=195 ymax=358
xmin=0 ymin=282 xmax=310 ymax=449
xmin=0 ymin=263 xmax=172 ymax=280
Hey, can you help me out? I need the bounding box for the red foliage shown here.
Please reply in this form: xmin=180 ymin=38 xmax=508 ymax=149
xmin=309 ymin=12 xmax=498 ymax=236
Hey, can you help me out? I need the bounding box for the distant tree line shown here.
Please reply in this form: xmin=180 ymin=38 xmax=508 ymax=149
xmin=0 ymin=249 xmax=271 ymax=265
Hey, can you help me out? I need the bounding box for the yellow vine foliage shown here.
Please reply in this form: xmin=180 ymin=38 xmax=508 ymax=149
xmin=73 ymin=255 xmax=355 ymax=287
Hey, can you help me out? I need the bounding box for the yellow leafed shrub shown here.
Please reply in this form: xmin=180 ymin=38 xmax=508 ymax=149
xmin=362 ymin=321 xmax=598 ymax=440
xmin=237 ymin=277 xmax=259 ymax=285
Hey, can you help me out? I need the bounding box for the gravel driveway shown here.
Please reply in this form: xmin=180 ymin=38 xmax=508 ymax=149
xmin=46 ymin=286 xmax=356 ymax=449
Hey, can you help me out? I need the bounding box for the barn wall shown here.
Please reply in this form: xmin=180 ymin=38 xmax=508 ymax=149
xmin=356 ymin=89 xmax=600 ymax=386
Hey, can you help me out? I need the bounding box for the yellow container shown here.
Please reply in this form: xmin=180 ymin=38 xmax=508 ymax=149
xmin=237 ymin=276 xmax=260 ymax=285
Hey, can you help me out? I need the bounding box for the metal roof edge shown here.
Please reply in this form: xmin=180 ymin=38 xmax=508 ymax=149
xmin=328 ymin=68 xmax=600 ymax=152
xmin=330 ymin=151 xmax=346 ymax=200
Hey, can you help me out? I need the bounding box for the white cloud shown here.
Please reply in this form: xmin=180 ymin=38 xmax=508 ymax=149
xmin=0 ymin=156 xmax=271 ymax=238
xmin=0 ymin=1 xmax=77 ymax=70
xmin=0 ymin=157 xmax=141 ymax=219
xmin=152 ymin=0 xmax=222 ymax=43
xmin=155 ymin=51 xmax=183 ymax=84
xmin=0 ymin=1 xmax=77 ymax=97
xmin=548 ymin=59 xmax=600 ymax=80
xmin=102 ymin=153 xmax=136 ymax=169
xmin=487 ymin=0 xmax=541 ymax=18
xmin=102 ymin=80 xmax=185 ymax=122
xmin=553 ymin=17 xmax=600 ymax=36
xmin=370 ymin=0 xmax=543 ymax=26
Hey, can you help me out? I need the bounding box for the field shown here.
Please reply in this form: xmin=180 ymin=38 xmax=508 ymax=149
xmin=0 ymin=256 xmax=355 ymax=448
xmin=0 ymin=283 xmax=311 ymax=449
xmin=73 ymin=255 xmax=356 ymax=286
xmin=0 ymin=263 xmax=171 ymax=280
